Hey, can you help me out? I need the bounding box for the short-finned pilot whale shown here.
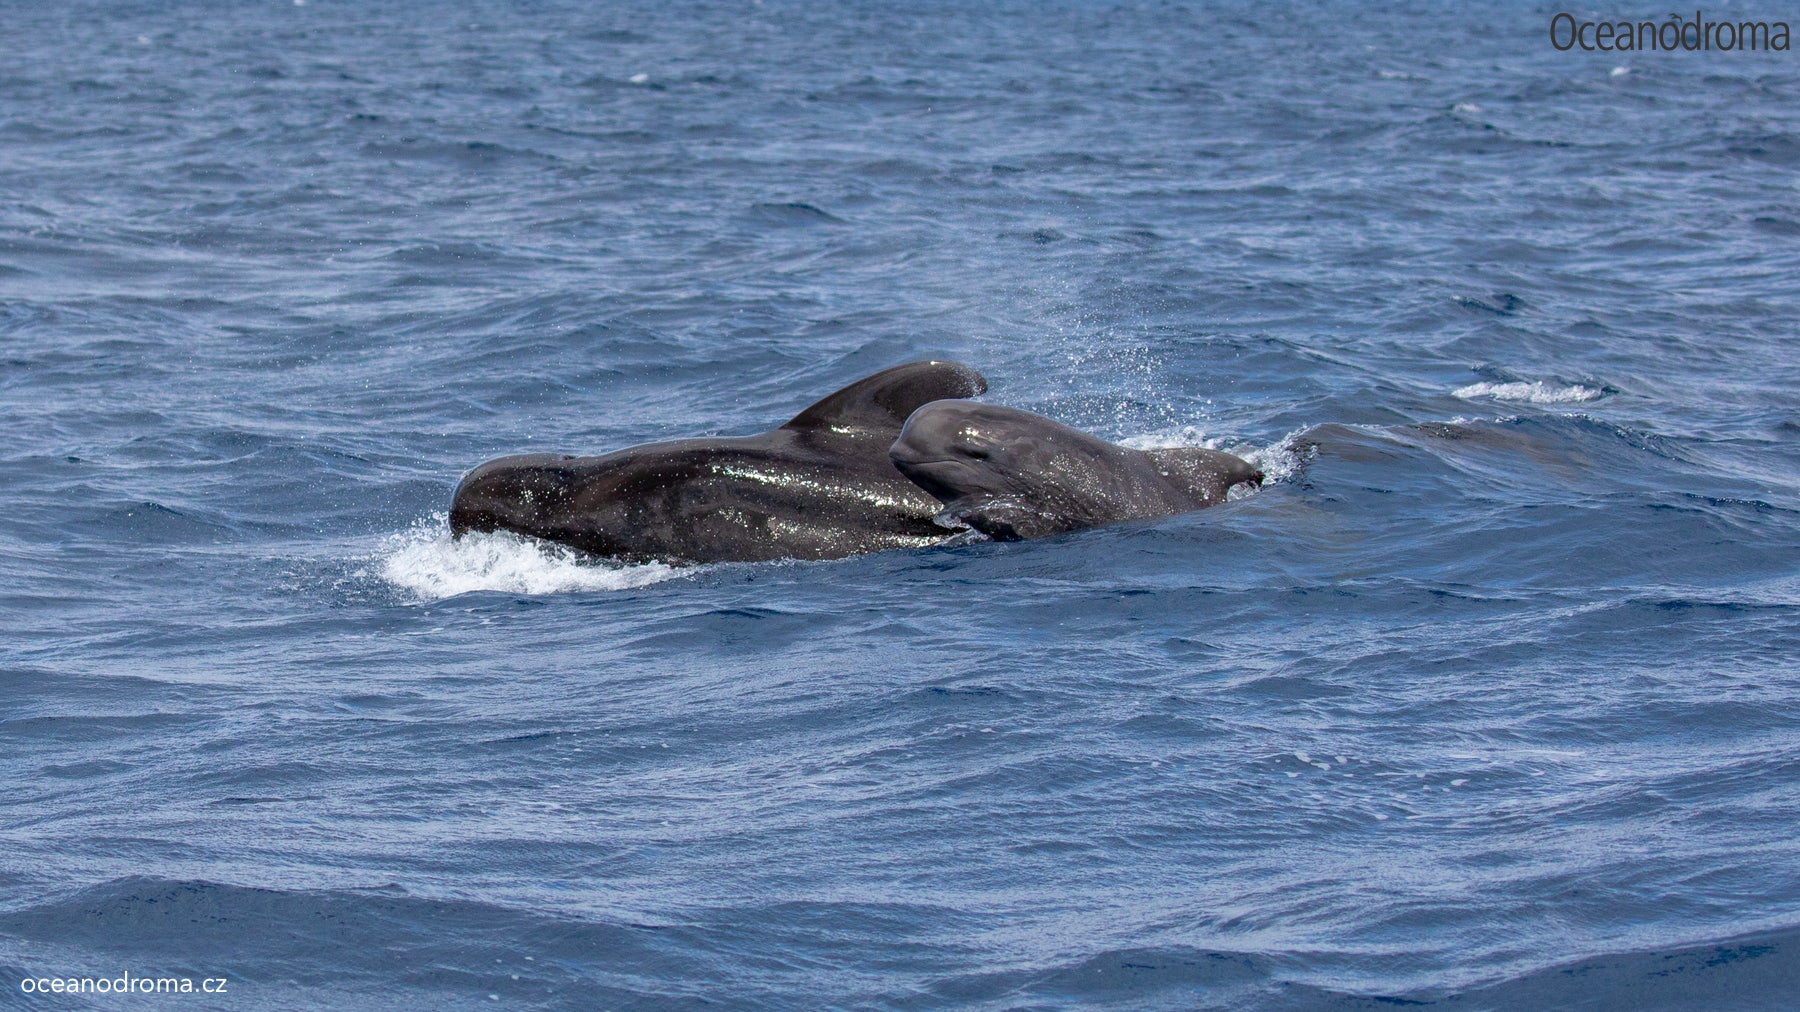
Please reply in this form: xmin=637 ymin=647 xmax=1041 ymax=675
xmin=889 ymin=400 xmax=1263 ymax=540
xmin=449 ymin=361 xmax=987 ymax=564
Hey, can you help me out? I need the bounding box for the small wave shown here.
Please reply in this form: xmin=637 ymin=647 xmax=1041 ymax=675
xmin=1453 ymin=380 xmax=1603 ymax=404
xmin=374 ymin=515 xmax=684 ymax=601
xmin=746 ymin=202 xmax=846 ymax=225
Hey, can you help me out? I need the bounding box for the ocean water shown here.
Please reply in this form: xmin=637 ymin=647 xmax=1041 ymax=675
xmin=4 ymin=0 xmax=1800 ymax=1007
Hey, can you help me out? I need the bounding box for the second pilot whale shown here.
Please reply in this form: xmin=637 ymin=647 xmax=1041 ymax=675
xmin=889 ymin=400 xmax=1263 ymax=540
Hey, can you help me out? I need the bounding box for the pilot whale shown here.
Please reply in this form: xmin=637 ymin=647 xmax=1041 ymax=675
xmin=889 ymin=400 xmax=1263 ymax=540
xmin=449 ymin=361 xmax=986 ymax=564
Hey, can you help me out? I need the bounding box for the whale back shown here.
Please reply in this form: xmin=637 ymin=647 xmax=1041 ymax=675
xmin=1141 ymin=446 xmax=1265 ymax=502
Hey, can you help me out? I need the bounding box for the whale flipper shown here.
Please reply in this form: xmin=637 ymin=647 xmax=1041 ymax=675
xmin=783 ymin=360 xmax=987 ymax=437
xmin=952 ymin=499 xmax=1062 ymax=541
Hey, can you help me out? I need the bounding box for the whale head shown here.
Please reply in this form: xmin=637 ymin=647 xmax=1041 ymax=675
xmin=888 ymin=400 xmax=1123 ymax=539
xmin=886 ymin=400 xmax=1068 ymax=504
xmin=448 ymin=453 xmax=585 ymax=542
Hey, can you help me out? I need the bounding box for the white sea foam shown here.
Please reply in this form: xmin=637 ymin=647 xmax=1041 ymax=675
xmin=375 ymin=515 xmax=685 ymax=601
xmin=1453 ymin=380 xmax=1603 ymax=404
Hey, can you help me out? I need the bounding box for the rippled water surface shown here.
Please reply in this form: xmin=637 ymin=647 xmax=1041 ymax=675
xmin=5 ymin=1 xmax=1800 ymax=1008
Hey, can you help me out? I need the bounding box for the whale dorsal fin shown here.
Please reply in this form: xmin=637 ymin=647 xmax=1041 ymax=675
xmin=783 ymin=360 xmax=987 ymax=436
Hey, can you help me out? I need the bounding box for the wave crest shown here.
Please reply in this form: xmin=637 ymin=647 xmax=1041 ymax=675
xmin=1453 ymin=380 xmax=1603 ymax=404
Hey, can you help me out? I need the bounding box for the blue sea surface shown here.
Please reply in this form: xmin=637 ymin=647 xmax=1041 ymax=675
xmin=4 ymin=1 xmax=1800 ymax=1007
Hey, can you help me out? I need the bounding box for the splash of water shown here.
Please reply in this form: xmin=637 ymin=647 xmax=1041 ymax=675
xmin=374 ymin=515 xmax=686 ymax=601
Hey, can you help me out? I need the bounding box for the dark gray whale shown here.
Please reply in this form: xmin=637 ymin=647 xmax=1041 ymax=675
xmin=889 ymin=400 xmax=1263 ymax=540
xmin=449 ymin=361 xmax=987 ymax=564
